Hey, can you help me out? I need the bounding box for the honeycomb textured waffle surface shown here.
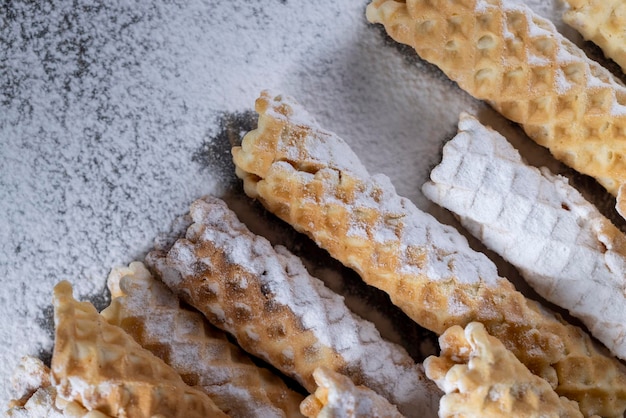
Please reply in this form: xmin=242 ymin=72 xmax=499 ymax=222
xmin=231 ymin=90 xmax=626 ymax=417
xmin=145 ymin=195 xmax=441 ymax=418
xmin=563 ymin=0 xmax=626 ymax=74
xmin=101 ymin=261 xmax=304 ymax=418
xmin=423 ymin=112 xmax=626 ymax=361
xmin=365 ymin=0 xmax=626 ymax=202
xmin=300 ymin=367 xmax=405 ymax=418
xmin=50 ymin=281 xmax=228 ymax=418
xmin=424 ymin=322 xmax=584 ymax=418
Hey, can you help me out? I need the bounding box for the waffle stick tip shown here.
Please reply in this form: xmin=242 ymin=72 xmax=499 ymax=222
xmin=423 ymin=112 xmax=626 ymax=363
xmin=425 ymin=322 xmax=585 ymax=418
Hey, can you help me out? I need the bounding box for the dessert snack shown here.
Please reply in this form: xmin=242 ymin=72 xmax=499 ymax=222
xmin=101 ymin=261 xmax=305 ymax=418
xmin=562 ymin=0 xmax=626 ymax=74
xmin=145 ymin=195 xmax=441 ymax=418
xmin=299 ymin=367 xmax=404 ymax=418
xmin=365 ymin=0 xmax=626 ymax=214
xmin=423 ymin=112 xmax=626 ymax=361
xmin=231 ymin=90 xmax=626 ymax=417
xmin=50 ymin=281 xmax=228 ymax=418
xmin=424 ymin=323 xmax=584 ymax=418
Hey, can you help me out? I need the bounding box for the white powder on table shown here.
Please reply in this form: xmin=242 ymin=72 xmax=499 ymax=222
xmin=0 ymin=0 xmax=619 ymax=410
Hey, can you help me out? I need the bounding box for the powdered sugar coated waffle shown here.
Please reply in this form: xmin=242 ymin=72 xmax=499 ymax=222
xmin=146 ymin=195 xmax=441 ymax=418
xmin=423 ymin=112 xmax=626 ymax=362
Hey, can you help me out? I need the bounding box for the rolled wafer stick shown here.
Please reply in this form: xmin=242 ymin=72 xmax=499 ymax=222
xmin=50 ymin=281 xmax=228 ymax=418
xmin=231 ymin=91 xmax=626 ymax=417
xmin=424 ymin=323 xmax=584 ymax=418
xmin=423 ymin=112 xmax=626 ymax=361
xmin=365 ymin=0 xmax=626 ymax=217
xmin=299 ymin=367 xmax=404 ymax=418
xmin=145 ymin=195 xmax=441 ymax=418
xmin=101 ymin=261 xmax=305 ymax=418
xmin=562 ymin=0 xmax=626 ymax=74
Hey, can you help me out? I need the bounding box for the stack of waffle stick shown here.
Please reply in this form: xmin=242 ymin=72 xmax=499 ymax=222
xmin=9 ymin=0 xmax=626 ymax=416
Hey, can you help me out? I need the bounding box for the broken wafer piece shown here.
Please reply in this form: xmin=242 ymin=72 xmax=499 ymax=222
xmin=101 ymin=261 xmax=304 ymax=418
xmin=145 ymin=195 xmax=441 ymax=418
xmin=299 ymin=367 xmax=404 ymax=418
xmin=366 ymin=0 xmax=626 ymax=215
xmin=562 ymin=0 xmax=626 ymax=74
xmin=424 ymin=322 xmax=584 ymax=418
xmin=50 ymin=281 xmax=228 ymax=418
xmin=423 ymin=112 xmax=626 ymax=361
xmin=6 ymin=356 xmax=105 ymax=418
xmin=231 ymin=90 xmax=626 ymax=417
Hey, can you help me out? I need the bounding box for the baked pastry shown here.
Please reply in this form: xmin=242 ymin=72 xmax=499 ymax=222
xmin=423 ymin=112 xmax=626 ymax=361
xmin=231 ymin=90 xmax=626 ymax=417
xmin=424 ymin=322 xmax=584 ymax=418
xmin=101 ymin=261 xmax=305 ymax=418
xmin=366 ymin=0 xmax=626 ymax=216
xmin=300 ymin=367 xmax=404 ymax=418
xmin=145 ymin=195 xmax=441 ymax=418
xmin=50 ymin=281 xmax=228 ymax=418
xmin=563 ymin=0 xmax=626 ymax=74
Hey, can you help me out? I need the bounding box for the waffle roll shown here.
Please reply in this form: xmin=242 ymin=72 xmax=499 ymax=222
xmin=101 ymin=261 xmax=304 ymax=418
xmin=50 ymin=281 xmax=228 ymax=418
xmin=425 ymin=323 xmax=584 ymax=418
xmin=145 ymin=195 xmax=441 ymax=418
xmin=423 ymin=113 xmax=626 ymax=362
xmin=300 ymin=367 xmax=404 ymax=418
xmin=366 ymin=0 xmax=626 ymax=211
xmin=231 ymin=91 xmax=626 ymax=417
xmin=563 ymin=0 xmax=626 ymax=74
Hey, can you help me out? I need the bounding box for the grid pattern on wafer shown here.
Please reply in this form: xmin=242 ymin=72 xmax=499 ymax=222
xmin=50 ymin=281 xmax=227 ymax=418
xmin=145 ymin=196 xmax=441 ymax=418
xmin=366 ymin=0 xmax=626 ymax=198
xmin=422 ymin=113 xmax=626 ymax=361
xmin=231 ymin=90 xmax=626 ymax=418
xmin=101 ymin=261 xmax=305 ymax=418
xmin=563 ymin=0 xmax=626 ymax=74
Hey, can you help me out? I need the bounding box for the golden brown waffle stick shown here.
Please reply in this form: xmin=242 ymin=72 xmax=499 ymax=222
xmin=145 ymin=196 xmax=441 ymax=418
xmin=366 ymin=0 xmax=626 ymax=212
xmin=232 ymin=91 xmax=626 ymax=417
xmin=51 ymin=281 xmax=228 ymax=418
xmin=101 ymin=262 xmax=305 ymax=418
